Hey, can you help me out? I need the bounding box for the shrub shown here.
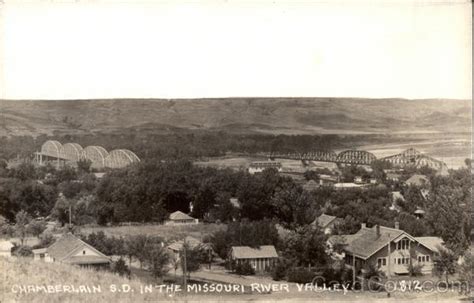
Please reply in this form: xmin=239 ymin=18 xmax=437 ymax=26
xmin=272 ymin=258 xmax=292 ymax=281
xmin=407 ymin=263 xmax=424 ymax=277
xmin=12 ymin=245 xmax=33 ymax=257
xmin=113 ymin=258 xmax=131 ymax=278
xmin=287 ymin=268 xmax=316 ymax=283
xmin=235 ymin=261 xmax=255 ymax=275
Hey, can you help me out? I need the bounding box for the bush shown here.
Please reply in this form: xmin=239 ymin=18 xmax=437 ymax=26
xmin=12 ymin=245 xmax=33 ymax=257
xmin=407 ymin=263 xmax=424 ymax=277
xmin=235 ymin=261 xmax=255 ymax=275
xmin=272 ymin=258 xmax=292 ymax=281
xmin=287 ymin=268 xmax=316 ymax=283
xmin=113 ymin=258 xmax=131 ymax=278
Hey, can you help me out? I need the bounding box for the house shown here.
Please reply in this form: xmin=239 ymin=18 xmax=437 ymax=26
xmin=414 ymin=208 xmax=426 ymax=219
xmin=333 ymin=182 xmax=364 ymax=189
xmin=312 ymin=214 xmax=343 ymax=235
xmin=386 ymin=173 xmax=401 ymax=182
xmin=369 ymin=178 xmax=377 ymax=184
xmin=0 ymin=240 xmax=14 ymax=257
xmin=229 ymin=245 xmax=278 ymax=272
xmin=303 ymin=180 xmax=319 ymax=192
xmin=229 ymin=198 xmax=241 ymax=209
xmin=328 ymin=223 xmax=444 ymax=276
xmin=167 ymin=236 xmax=212 ymax=260
xmin=248 ymin=161 xmax=282 ymax=174
xmin=404 ymin=174 xmax=430 ymax=187
xmin=166 ymin=211 xmax=198 ymax=225
xmin=354 ymin=176 xmax=364 ymax=184
xmin=319 ymin=174 xmax=339 ymax=186
xmin=32 ymin=233 xmax=110 ymax=268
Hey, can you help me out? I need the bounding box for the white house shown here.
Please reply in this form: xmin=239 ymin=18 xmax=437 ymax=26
xmin=0 ymin=240 xmax=14 ymax=257
xmin=32 ymin=233 xmax=110 ymax=269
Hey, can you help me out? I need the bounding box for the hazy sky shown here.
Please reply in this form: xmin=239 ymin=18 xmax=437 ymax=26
xmin=0 ymin=0 xmax=471 ymax=100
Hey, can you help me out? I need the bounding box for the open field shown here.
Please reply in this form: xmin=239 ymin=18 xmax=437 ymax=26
xmin=79 ymin=223 xmax=226 ymax=242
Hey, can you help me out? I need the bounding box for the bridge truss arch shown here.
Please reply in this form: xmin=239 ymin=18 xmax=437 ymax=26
xmin=41 ymin=140 xmax=63 ymax=158
xmin=59 ymin=143 xmax=84 ymax=161
xmin=104 ymin=149 xmax=141 ymax=169
xmin=336 ymin=150 xmax=377 ymax=165
xmin=83 ymin=146 xmax=109 ymax=169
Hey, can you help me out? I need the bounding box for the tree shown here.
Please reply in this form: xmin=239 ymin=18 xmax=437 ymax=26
xmin=10 ymin=162 xmax=37 ymax=181
xmin=425 ymin=185 xmax=470 ymax=255
xmin=27 ymin=220 xmax=47 ymax=238
xmin=144 ymin=244 xmax=170 ymax=281
xmin=15 ymin=210 xmax=31 ymax=245
xmin=457 ymin=251 xmax=473 ymax=294
xmin=282 ymin=225 xmax=328 ymax=268
xmin=113 ymin=258 xmax=131 ymax=278
xmin=271 ymin=182 xmax=317 ymax=230
xmin=432 ymin=246 xmax=457 ymax=285
xmin=180 ymin=242 xmax=205 ymax=278
xmin=77 ymin=159 xmax=92 ymax=174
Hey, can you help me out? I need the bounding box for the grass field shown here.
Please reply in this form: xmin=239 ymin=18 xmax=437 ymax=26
xmin=79 ymin=223 xmax=226 ymax=242
xmin=2 ymin=257 xmax=468 ymax=302
xmin=0 ymin=257 xmax=167 ymax=302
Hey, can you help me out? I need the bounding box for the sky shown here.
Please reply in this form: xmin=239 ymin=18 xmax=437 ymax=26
xmin=0 ymin=0 xmax=472 ymax=100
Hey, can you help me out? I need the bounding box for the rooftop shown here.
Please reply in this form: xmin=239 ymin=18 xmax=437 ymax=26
xmin=231 ymin=245 xmax=278 ymax=259
xmin=313 ymin=214 xmax=339 ymax=228
xmin=169 ymin=211 xmax=195 ymax=221
xmin=405 ymin=174 xmax=430 ymax=187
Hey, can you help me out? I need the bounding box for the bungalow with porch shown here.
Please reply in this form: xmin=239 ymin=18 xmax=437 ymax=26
xmin=32 ymin=233 xmax=110 ymax=269
xmin=166 ymin=211 xmax=198 ymax=225
xmin=229 ymin=245 xmax=278 ymax=272
xmin=328 ymin=223 xmax=444 ymax=276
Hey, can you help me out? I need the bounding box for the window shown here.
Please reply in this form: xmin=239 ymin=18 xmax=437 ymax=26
xmin=397 ymin=239 xmax=410 ymax=250
xmin=377 ymin=258 xmax=387 ymax=267
xmin=426 ymin=255 xmax=430 ymax=262
xmin=83 ymin=250 xmax=86 ymax=255
xmin=417 ymin=255 xmax=430 ymax=263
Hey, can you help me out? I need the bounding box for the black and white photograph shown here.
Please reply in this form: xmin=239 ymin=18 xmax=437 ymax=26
xmin=0 ymin=0 xmax=472 ymax=302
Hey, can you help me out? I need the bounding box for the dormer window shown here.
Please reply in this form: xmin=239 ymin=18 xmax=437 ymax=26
xmin=397 ymin=239 xmax=410 ymax=250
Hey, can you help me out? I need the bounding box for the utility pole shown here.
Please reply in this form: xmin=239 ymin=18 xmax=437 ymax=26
xmin=68 ymin=204 xmax=73 ymax=233
xmin=183 ymin=239 xmax=187 ymax=290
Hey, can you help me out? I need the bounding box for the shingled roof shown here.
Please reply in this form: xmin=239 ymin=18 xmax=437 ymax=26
xmin=330 ymin=225 xmax=407 ymax=260
xmin=169 ymin=211 xmax=195 ymax=221
xmin=46 ymin=233 xmax=109 ymax=264
xmin=313 ymin=214 xmax=341 ymax=228
xmin=414 ymin=237 xmax=444 ymax=252
xmin=405 ymin=174 xmax=430 ymax=187
xmin=230 ymin=245 xmax=278 ymax=259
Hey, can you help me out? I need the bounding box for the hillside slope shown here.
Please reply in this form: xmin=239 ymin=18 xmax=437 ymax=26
xmin=0 ymin=98 xmax=470 ymax=136
xmin=0 ymin=257 xmax=164 ymax=302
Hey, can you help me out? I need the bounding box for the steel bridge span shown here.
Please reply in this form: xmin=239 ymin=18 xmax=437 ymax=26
xmin=268 ymin=148 xmax=447 ymax=169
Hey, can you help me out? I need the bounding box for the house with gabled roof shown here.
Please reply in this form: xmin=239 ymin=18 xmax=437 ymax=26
xmin=404 ymin=174 xmax=430 ymax=187
xmin=328 ymin=223 xmax=444 ymax=276
xmin=166 ymin=211 xmax=198 ymax=225
xmin=312 ymin=214 xmax=343 ymax=235
xmin=32 ymin=233 xmax=110 ymax=268
xmin=229 ymin=245 xmax=278 ymax=272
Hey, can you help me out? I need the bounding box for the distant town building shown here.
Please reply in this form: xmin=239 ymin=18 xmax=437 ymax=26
xmin=414 ymin=208 xmax=426 ymax=219
xmin=312 ymin=214 xmax=343 ymax=235
xmin=404 ymin=174 xmax=430 ymax=187
xmin=333 ymin=182 xmax=364 ymax=189
xmin=248 ymin=161 xmax=282 ymax=174
xmin=229 ymin=198 xmax=241 ymax=209
xmin=354 ymin=176 xmax=364 ymax=184
xmin=229 ymin=245 xmax=278 ymax=272
xmin=166 ymin=211 xmax=198 ymax=225
xmin=328 ymin=223 xmax=444 ymax=276
xmin=385 ymin=173 xmax=401 ymax=182
xmin=32 ymin=233 xmax=110 ymax=268
xmin=319 ymin=174 xmax=339 ymax=186
xmin=0 ymin=240 xmax=14 ymax=257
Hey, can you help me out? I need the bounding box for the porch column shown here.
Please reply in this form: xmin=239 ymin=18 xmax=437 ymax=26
xmin=387 ymin=242 xmax=391 ymax=278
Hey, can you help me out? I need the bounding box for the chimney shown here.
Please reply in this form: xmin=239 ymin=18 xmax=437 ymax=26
xmin=361 ymin=223 xmax=366 ymax=229
xmin=395 ymin=221 xmax=400 ymax=230
xmin=376 ymin=225 xmax=380 ymax=237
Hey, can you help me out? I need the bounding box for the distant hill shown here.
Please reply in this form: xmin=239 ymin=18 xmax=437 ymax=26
xmin=0 ymin=98 xmax=471 ymax=136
